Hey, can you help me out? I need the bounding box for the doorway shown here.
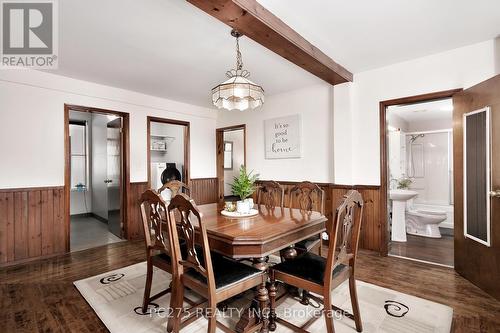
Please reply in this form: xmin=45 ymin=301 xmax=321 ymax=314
xmin=64 ymin=105 xmax=130 ymax=252
xmin=379 ymin=89 xmax=461 ymax=266
xmin=216 ymin=125 xmax=246 ymax=204
xmin=147 ymin=117 xmax=190 ymax=197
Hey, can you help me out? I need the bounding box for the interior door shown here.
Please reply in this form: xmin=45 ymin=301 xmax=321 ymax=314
xmin=453 ymin=74 xmax=500 ymax=300
xmin=106 ymin=118 xmax=122 ymax=238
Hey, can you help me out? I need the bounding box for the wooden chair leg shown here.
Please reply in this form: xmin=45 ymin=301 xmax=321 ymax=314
xmin=323 ymin=291 xmax=335 ymax=333
xmin=168 ymin=278 xmax=184 ymax=333
xmin=207 ymin=302 xmax=217 ymax=333
xmin=268 ymin=278 xmax=277 ymax=332
xmin=319 ymin=238 xmax=323 ymax=257
xmin=300 ymin=290 xmax=310 ymax=305
xmin=142 ymin=261 xmax=153 ymax=313
xmin=349 ymin=275 xmax=363 ymax=332
xmin=257 ymin=282 xmax=269 ymax=333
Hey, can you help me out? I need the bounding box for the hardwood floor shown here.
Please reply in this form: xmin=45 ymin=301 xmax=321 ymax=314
xmin=1 ymin=241 xmax=499 ymax=332
xmin=389 ymin=234 xmax=454 ymax=266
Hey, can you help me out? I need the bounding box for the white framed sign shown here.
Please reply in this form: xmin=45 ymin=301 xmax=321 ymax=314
xmin=264 ymin=114 xmax=301 ymax=159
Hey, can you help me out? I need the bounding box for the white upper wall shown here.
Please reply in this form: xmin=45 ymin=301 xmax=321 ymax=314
xmin=0 ymin=70 xmax=217 ymax=189
xmin=350 ymin=40 xmax=497 ymax=185
xmin=217 ymin=39 xmax=497 ymax=186
xmin=217 ymin=84 xmax=335 ymax=183
xmin=1 ymin=40 xmax=497 ymax=189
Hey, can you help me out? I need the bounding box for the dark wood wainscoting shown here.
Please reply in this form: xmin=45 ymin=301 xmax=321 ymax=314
xmin=127 ymin=179 xmax=219 ymax=241
xmin=0 ymin=186 xmax=66 ymax=266
xmin=190 ymin=178 xmax=218 ymax=205
xmin=255 ymin=181 xmax=382 ymax=253
xmin=128 ymin=182 xmax=150 ymax=241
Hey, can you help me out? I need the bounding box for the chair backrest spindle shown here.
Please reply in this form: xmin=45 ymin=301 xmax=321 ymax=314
xmin=140 ymin=189 xmax=175 ymax=254
xmin=324 ymin=190 xmax=364 ymax=286
xmin=256 ymin=181 xmax=284 ymax=209
xmin=288 ymin=181 xmax=325 ymax=214
xmin=168 ymin=194 xmax=216 ymax=292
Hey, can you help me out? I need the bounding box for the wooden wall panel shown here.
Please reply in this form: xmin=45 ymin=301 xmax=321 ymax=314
xmin=27 ymin=191 xmax=41 ymax=258
xmin=0 ymin=187 xmax=66 ymax=266
xmin=128 ymin=182 xmax=149 ymax=241
xmin=14 ymin=191 xmax=28 ymax=260
xmin=190 ymin=178 xmax=218 ymax=205
xmin=127 ymin=180 xmax=219 ymax=242
xmin=0 ymin=192 xmax=15 ymax=263
xmin=255 ymin=181 xmax=382 ymax=253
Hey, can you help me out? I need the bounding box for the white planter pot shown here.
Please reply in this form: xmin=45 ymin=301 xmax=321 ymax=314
xmin=245 ymin=198 xmax=254 ymax=209
xmin=236 ymin=200 xmax=250 ymax=214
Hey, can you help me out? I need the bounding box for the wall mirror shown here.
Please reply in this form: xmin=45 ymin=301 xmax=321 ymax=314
xmin=224 ymin=141 xmax=233 ymax=170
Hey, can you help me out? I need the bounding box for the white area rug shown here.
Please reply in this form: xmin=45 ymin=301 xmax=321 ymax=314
xmin=74 ymin=262 xmax=453 ymax=333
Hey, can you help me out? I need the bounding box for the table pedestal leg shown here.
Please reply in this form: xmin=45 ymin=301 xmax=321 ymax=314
xmin=235 ymin=257 xmax=269 ymax=333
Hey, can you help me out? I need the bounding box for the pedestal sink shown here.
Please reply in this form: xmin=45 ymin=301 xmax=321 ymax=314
xmin=390 ymin=189 xmax=418 ymax=242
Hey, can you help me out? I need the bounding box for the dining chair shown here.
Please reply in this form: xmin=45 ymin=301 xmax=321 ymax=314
xmin=167 ymin=193 xmax=269 ymax=333
xmin=158 ymin=180 xmax=190 ymax=197
xmin=256 ymin=180 xmax=284 ymax=209
xmin=139 ymin=189 xmax=179 ymax=314
xmin=268 ymin=190 xmax=364 ymax=333
xmin=289 ymin=181 xmax=325 ymax=256
xmin=288 ymin=181 xmax=326 ymax=305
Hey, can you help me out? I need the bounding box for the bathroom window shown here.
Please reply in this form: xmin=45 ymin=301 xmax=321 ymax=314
xmin=69 ymin=122 xmax=88 ymax=190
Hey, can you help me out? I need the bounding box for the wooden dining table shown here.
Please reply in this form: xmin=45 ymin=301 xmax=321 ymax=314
xmin=189 ymin=203 xmax=327 ymax=333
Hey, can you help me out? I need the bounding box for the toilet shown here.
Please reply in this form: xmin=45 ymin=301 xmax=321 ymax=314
xmin=406 ymin=208 xmax=446 ymax=238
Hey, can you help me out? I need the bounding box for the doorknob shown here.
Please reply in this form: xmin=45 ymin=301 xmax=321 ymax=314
xmin=490 ymin=190 xmax=500 ymax=198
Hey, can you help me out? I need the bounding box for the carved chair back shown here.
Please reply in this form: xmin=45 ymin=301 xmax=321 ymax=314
xmin=324 ymin=190 xmax=364 ymax=287
xmin=288 ymin=181 xmax=325 ymax=214
xmin=256 ymin=180 xmax=284 ymax=209
xmin=158 ymin=180 xmax=190 ymax=197
xmin=140 ymin=190 xmax=177 ymax=256
xmin=167 ymin=194 xmax=216 ymax=292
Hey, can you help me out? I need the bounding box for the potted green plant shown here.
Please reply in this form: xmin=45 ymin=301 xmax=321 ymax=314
xmin=230 ymin=166 xmax=259 ymax=213
xmin=397 ymin=177 xmax=413 ymax=190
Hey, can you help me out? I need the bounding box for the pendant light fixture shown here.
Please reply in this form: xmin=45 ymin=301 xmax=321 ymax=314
xmin=212 ymin=29 xmax=264 ymax=111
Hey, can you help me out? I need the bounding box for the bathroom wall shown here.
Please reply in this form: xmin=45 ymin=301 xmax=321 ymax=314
xmin=407 ymin=131 xmax=452 ymax=206
xmin=387 ymin=113 xmax=409 ymax=181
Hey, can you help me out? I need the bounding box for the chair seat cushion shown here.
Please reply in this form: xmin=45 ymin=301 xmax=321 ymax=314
xmin=153 ymin=252 xmax=173 ymax=264
xmin=185 ymin=255 xmax=262 ymax=290
xmin=151 ymin=240 xmax=190 ymax=267
xmin=295 ymin=235 xmax=321 ymax=251
xmin=271 ymin=252 xmax=347 ymax=285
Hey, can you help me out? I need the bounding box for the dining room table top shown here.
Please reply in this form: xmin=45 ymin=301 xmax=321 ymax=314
xmin=188 ymin=203 xmax=327 ymax=259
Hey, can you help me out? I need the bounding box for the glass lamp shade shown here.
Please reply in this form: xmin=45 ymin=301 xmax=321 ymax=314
xmin=212 ymin=75 xmax=264 ymax=111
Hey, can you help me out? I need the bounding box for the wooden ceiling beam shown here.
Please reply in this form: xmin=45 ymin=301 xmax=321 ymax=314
xmin=187 ymin=0 xmax=353 ymax=85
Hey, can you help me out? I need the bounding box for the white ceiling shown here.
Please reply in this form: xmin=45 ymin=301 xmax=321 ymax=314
xmin=53 ymin=0 xmax=321 ymax=107
xmin=387 ymin=99 xmax=453 ymax=122
xmin=51 ymin=0 xmax=500 ymax=108
xmin=258 ymin=0 xmax=500 ymax=72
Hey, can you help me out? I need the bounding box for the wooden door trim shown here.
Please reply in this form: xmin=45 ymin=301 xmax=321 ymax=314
xmin=216 ymin=124 xmax=247 ymax=204
xmin=64 ymin=104 xmax=131 ymax=251
xmin=379 ymin=89 xmax=462 ymax=256
xmin=146 ymin=116 xmax=190 ymax=188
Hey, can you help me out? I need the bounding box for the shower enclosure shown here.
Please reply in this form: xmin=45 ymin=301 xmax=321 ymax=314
xmin=406 ymin=129 xmax=454 ymax=229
